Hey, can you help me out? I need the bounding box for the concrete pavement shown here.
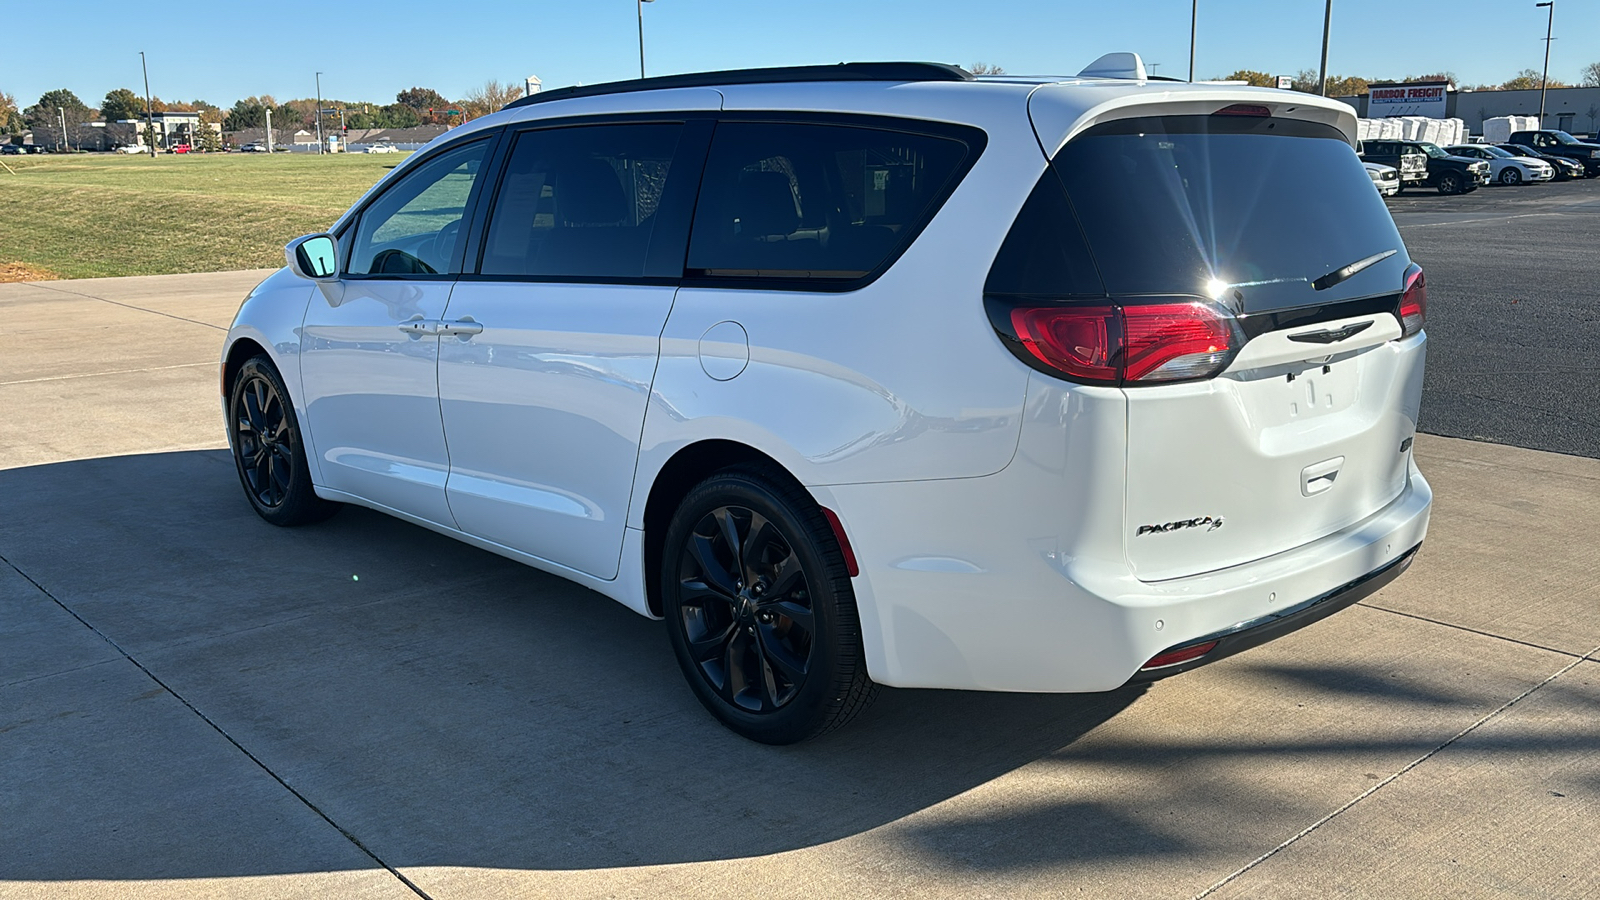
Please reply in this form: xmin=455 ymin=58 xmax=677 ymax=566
xmin=2 ymin=271 xmax=1597 ymax=899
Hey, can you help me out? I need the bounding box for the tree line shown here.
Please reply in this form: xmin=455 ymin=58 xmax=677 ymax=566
xmin=0 ymin=79 xmax=532 ymax=140
xmin=1221 ymin=61 xmax=1600 ymax=96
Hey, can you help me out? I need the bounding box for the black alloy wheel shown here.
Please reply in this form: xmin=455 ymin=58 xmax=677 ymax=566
xmin=229 ymin=355 xmax=339 ymax=526
xmin=1437 ymin=172 xmax=1463 ymax=195
xmin=1500 ymin=167 xmax=1523 ymax=186
xmin=662 ymin=467 xmax=875 ymax=743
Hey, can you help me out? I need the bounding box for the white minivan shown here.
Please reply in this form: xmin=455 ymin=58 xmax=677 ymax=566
xmin=222 ymin=55 xmax=1431 ymax=743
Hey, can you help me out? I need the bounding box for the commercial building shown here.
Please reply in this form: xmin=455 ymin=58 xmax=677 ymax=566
xmin=1335 ymin=85 xmax=1600 ymax=136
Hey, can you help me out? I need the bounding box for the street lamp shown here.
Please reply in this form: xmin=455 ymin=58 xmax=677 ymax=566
xmin=58 ymin=107 xmax=66 ymax=152
xmin=1318 ymin=0 xmax=1333 ymax=96
xmin=315 ymin=71 xmax=324 ymax=154
xmin=638 ymin=0 xmax=655 ymax=79
xmin=1536 ymin=2 xmax=1554 ymax=126
xmin=140 ymin=51 xmax=156 ymax=158
xmin=1188 ymin=0 xmax=1197 ymax=82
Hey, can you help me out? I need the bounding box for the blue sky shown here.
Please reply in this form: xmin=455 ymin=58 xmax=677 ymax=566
xmin=7 ymin=0 xmax=1596 ymax=109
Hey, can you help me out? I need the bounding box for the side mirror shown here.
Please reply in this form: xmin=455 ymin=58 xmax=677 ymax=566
xmin=286 ymin=234 xmax=338 ymax=280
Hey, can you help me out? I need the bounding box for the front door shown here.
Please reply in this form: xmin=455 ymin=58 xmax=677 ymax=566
xmin=300 ymin=137 xmax=495 ymax=526
xmin=437 ymin=120 xmax=703 ymax=578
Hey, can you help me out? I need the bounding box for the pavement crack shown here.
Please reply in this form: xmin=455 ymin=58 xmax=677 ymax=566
xmin=22 ymin=281 xmax=227 ymax=331
xmin=0 ymin=657 xmax=122 ymax=690
xmin=1191 ymin=643 xmax=1600 ymax=900
xmin=0 ymin=551 xmax=435 ymax=900
xmin=2 ymin=361 xmax=214 ymax=386
xmin=1357 ymin=602 xmax=1588 ymax=659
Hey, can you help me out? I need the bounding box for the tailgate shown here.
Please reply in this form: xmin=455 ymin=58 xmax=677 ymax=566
xmin=1125 ymin=317 xmax=1424 ymax=581
xmin=1030 ymin=105 xmax=1427 ymax=581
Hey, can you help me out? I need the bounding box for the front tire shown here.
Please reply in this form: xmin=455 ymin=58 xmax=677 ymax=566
xmin=228 ymin=355 xmax=339 ymax=526
xmin=1437 ymin=172 xmax=1463 ymax=195
xmin=1500 ymin=167 xmax=1523 ymax=186
xmin=661 ymin=467 xmax=875 ymax=744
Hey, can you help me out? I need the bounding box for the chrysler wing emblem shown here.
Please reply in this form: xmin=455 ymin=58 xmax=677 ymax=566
xmin=1287 ymin=320 xmax=1374 ymax=344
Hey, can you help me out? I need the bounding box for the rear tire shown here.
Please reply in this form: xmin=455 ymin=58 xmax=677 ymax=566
xmin=660 ymin=466 xmax=875 ymax=744
xmin=228 ymin=355 xmax=340 ymax=526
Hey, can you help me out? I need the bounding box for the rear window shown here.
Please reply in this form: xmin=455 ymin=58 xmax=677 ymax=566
xmin=686 ymin=121 xmax=972 ymax=283
xmin=1051 ymin=115 xmax=1408 ymax=310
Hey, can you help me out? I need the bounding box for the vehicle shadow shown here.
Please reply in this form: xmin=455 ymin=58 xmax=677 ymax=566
xmin=0 ymin=450 xmax=1148 ymax=880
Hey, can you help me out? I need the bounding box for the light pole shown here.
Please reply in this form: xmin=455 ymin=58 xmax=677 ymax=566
xmin=140 ymin=51 xmax=156 ymax=157
xmin=315 ymin=71 xmax=324 ymax=154
xmin=265 ymin=108 xmax=274 ymax=154
xmin=1536 ymin=2 xmax=1554 ymax=126
xmin=638 ymin=0 xmax=655 ymax=79
xmin=58 ymin=107 xmax=67 ymax=152
xmin=1318 ymin=0 xmax=1333 ymax=95
xmin=1188 ymin=0 xmax=1197 ymax=82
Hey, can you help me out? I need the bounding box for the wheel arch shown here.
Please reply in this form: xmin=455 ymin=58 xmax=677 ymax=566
xmin=640 ymin=439 xmax=807 ymax=617
xmin=222 ymin=336 xmax=270 ymax=400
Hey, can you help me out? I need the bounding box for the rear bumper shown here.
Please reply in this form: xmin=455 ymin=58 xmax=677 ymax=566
xmin=1127 ymin=542 xmax=1419 ymax=683
xmin=823 ymin=421 xmax=1433 ymax=694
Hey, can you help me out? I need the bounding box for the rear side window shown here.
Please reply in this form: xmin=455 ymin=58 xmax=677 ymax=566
xmin=983 ymin=170 xmax=1104 ymax=298
xmin=478 ymin=123 xmax=685 ymax=279
xmin=1051 ymin=115 xmax=1407 ymax=311
xmin=687 ymin=122 xmax=971 ymax=282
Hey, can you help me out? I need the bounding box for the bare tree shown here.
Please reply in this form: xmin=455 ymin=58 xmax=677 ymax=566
xmin=1582 ymin=61 xmax=1600 ymax=88
xmin=460 ymin=80 xmax=525 ymax=119
xmin=968 ymin=62 xmax=1005 ymax=75
xmin=1290 ymin=68 xmax=1321 ymax=93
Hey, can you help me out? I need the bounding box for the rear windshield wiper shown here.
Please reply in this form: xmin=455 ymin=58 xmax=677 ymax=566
xmin=1312 ymin=249 xmax=1397 ymax=292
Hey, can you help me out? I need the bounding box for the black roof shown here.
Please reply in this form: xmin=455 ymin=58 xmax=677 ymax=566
xmin=504 ymin=62 xmax=973 ymax=111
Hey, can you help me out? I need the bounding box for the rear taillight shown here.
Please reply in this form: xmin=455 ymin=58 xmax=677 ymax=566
xmin=1123 ymin=304 xmax=1237 ymax=382
xmin=1002 ymin=301 xmax=1239 ymax=387
xmin=1399 ymin=264 xmax=1426 ymax=338
xmin=1009 ymin=305 xmax=1118 ymax=383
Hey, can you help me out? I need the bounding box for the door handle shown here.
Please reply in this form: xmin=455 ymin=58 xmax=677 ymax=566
xmin=437 ymin=318 xmax=483 ymax=337
xmin=398 ymin=317 xmax=440 ymax=336
xmin=1301 ymin=457 xmax=1344 ymax=497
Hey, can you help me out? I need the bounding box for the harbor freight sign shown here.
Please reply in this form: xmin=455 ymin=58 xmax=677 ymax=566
xmin=1368 ymin=81 xmax=1451 ymax=118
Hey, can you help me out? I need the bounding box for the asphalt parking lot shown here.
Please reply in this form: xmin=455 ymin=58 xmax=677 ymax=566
xmin=1389 ymin=175 xmax=1600 ymax=459
xmin=2 ymin=183 xmax=1599 ymax=899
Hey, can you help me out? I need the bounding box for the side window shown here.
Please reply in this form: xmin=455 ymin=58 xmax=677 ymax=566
xmin=687 ymin=121 xmax=970 ymax=281
xmin=479 ymin=123 xmax=684 ymax=278
xmin=348 ymin=140 xmax=489 ymax=276
xmin=983 ymin=170 xmax=1104 ymax=298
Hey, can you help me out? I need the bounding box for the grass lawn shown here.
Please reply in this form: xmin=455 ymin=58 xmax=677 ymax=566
xmin=0 ymin=152 xmax=402 ymax=280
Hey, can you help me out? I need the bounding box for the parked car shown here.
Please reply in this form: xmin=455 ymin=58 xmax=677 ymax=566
xmin=1493 ymin=143 xmax=1584 ymax=181
xmin=240 ymin=142 xmax=269 ymax=153
xmin=1415 ymin=141 xmax=1490 ymax=193
xmin=1506 ymin=130 xmax=1600 ymax=177
xmin=222 ymin=58 xmax=1431 ymax=743
xmin=168 ymin=144 xmax=191 ymax=154
xmin=1364 ymin=161 xmax=1401 ymax=196
xmin=365 ymin=141 xmax=399 ymax=154
xmin=1358 ymin=140 xmax=1428 ymax=189
xmin=0 ymin=144 xmax=22 ymax=155
xmin=1444 ymin=144 xmax=1553 ymax=185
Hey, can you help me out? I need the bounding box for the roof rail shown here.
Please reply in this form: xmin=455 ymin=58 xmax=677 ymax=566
xmin=503 ymin=62 xmax=974 ymax=111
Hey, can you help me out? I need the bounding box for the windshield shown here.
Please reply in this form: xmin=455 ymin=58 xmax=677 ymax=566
xmin=1417 ymin=142 xmax=1448 ymax=159
xmin=1552 ymin=131 xmax=1582 ymax=145
xmin=1052 ymin=115 xmax=1407 ymax=311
